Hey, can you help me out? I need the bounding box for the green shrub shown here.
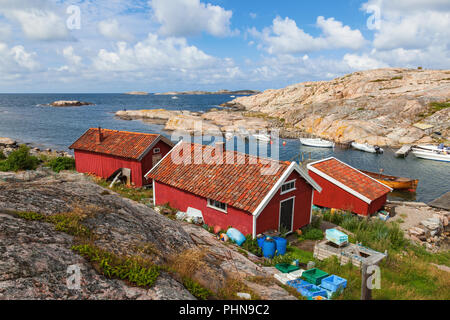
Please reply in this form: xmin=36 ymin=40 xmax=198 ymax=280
xmin=182 ymin=277 xmax=213 ymax=300
xmin=0 ymin=150 xmax=5 ymax=160
xmin=0 ymin=145 xmax=39 ymax=172
xmin=47 ymin=157 xmax=75 ymax=173
xmin=72 ymin=243 xmax=160 ymax=288
xmin=241 ymin=234 xmax=262 ymax=256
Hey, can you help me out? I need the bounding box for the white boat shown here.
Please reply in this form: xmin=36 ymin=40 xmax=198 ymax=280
xmin=224 ymin=132 xmax=234 ymax=140
xmin=300 ymin=138 xmax=335 ymax=148
xmin=252 ymin=133 xmax=271 ymax=142
xmin=412 ymin=148 xmax=450 ymax=162
xmin=351 ymin=142 xmax=384 ymax=154
xmin=230 ymin=95 xmax=236 ymax=98
xmin=172 ymin=96 xmax=179 ymax=100
xmin=416 ymin=144 xmax=450 ymax=152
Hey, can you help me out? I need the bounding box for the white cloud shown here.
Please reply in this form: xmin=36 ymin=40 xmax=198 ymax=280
xmin=0 ymin=0 xmax=70 ymax=41
xmin=343 ymin=53 xmax=388 ymax=70
xmin=0 ymin=22 xmax=11 ymax=40
xmin=250 ymin=16 xmax=365 ymax=54
xmin=91 ymin=33 xmax=241 ymax=83
xmin=0 ymin=42 xmax=39 ymax=73
xmin=360 ymin=0 xmax=450 ymax=68
xmin=149 ymin=0 xmax=234 ymax=37
xmin=98 ymin=19 xmax=134 ymax=41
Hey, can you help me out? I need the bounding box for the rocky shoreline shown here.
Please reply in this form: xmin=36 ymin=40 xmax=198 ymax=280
xmin=221 ymin=68 xmax=450 ymax=147
xmin=0 ymin=137 xmax=72 ymax=158
xmin=0 ymin=169 xmax=295 ymax=300
xmin=114 ymin=69 xmax=450 ymax=146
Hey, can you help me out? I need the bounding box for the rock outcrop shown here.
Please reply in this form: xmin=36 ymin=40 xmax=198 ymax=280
xmin=116 ymin=109 xmax=273 ymax=136
xmin=224 ymin=68 xmax=450 ymax=146
xmin=50 ymin=101 xmax=94 ymax=107
xmin=0 ymin=170 xmax=295 ymax=300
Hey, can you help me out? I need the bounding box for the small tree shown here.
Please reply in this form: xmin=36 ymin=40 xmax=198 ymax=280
xmin=1 ymin=145 xmax=39 ymax=172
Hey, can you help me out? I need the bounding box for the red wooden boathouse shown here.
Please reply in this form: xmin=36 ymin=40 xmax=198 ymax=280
xmin=307 ymin=157 xmax=392 ymax=216
xmin=69 ymin=128 xmax=174 ymax=187
xmin=146 ymin=142 xmax=322 ymax=238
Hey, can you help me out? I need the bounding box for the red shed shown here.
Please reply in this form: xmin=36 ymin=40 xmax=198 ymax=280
xmin=146 ymin=142 xmax=322 ymax=238
xmin=69 ymin=128 xmax=174 ymax=187
xmin=307 ymin=157 xmax=392 ymax=216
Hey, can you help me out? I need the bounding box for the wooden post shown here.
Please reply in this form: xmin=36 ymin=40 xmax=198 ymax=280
xmin=361 ymin=263 xmax=372 ymax=300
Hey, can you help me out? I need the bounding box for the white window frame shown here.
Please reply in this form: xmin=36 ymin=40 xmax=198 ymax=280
xmin=280 ymin=179 xmax=296 ymax=195
xmin=153 ymin=148 xmax=161 ymax=154
xmin=207 ymin=199 xmax=228 ymax=213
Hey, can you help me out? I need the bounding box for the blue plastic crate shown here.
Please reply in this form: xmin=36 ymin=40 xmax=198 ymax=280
xmin=325 ymin=229 xmax=348 ymax=246
xmin=320 ymin=275 xmax=347 ymax=293
xmin=298 ymin=284 xmax=327 ymax=298
xmin=286 ymin=279 xmax=309 ymax=290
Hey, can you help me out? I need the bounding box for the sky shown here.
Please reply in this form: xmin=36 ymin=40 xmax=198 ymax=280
xmin=0 ymin=0 xmax=449 ymax=93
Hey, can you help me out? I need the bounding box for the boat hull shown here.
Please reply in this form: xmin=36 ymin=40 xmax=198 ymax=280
xmin=412 ymin=149 xmax=450 ymax=162
xmin=351 ymin=142 xmax=384 ymax=154
xmin=300 ymin=138 xmax=334 ymax=148
xmin=361 ymin=170 xmax=419 ymax=191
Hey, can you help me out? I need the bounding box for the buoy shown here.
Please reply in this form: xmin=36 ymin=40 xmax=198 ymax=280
xmin=283 ymin=141 xmax=287 ymax=146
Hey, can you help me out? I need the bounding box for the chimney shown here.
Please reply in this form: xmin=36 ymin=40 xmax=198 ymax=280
xmin=96 ymin=127 xmax=103 ymax=144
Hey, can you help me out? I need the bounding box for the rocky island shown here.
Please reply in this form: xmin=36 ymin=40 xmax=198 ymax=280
xmin=50 ymin=101 xmax=94 ymax=107
xmin=124 ymin=91 xmax=149 ymax=96
xmin=154 ymin=89 xmax=260 ymax=96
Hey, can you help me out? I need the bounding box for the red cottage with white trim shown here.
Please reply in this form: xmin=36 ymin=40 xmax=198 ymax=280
xmin=146 ymin=142 xmax=322 ymax=238
xmin=307 ymin=157 xmax=392 ymax=216
xmin=69 ymin=128 xmax=174 ymax=187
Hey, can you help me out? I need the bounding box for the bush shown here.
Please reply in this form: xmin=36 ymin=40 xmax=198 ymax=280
xmin=298 ymin=226 xmax=324 ymax=241
xmin=0 ymin=145 xmax=39 ymax=172
xmin=47 ymin=157 xmax=75 ymax=173
xmin=0 ymin=150 xmax=5 ymax=160
xmin=241 ymin=234 xmax=262 ymax=256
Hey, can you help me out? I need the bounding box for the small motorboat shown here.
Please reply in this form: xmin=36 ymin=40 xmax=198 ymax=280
xmin=300 ymin=138 xmax=335 ymax=148
xmin=252 ymin=133 xmax=271 ymax=142
xmin=351 ymin=142 xmax=384 ymax=154
xmin=411 ymin=148 xmax=450 ymax=163
xmin=224 ymin=132 xmax=234 ymax=140
xmin=361 ymin=170 xmax=419 ymax=191
xmin=172 ymin=96 xmax=179 ymax=100
xmin=415 ymin=144 xmax=450 ymax=152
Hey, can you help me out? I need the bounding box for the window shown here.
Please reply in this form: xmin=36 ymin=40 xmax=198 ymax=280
xmin=207 ymin=199 xmax=227 ymax=213
xmin=153 ymin=148 xmax=161 ymax=154
xmin=281 ymin=180 xmax=296 ymax=194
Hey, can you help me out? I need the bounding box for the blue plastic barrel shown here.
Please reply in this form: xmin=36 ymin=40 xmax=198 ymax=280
xmin=257 ymin=235 xmax=266 ymax=249
xmin=262 ymin=238 xmax=276 ymax=258
xmin=273 ymin=237 xmax=287 ymax=256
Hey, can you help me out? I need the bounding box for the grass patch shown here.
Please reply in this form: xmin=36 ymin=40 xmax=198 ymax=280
xmin=297 ymin=226 xmax=324 ymax=241
xmin=72 ymin=243 xmax=160 ymax=288
xmin=241 ymin=235 xmax=262 ymax=257
xmin=182 ymin=277 xmax=214 ymax=300
xmin=95 ymin=178 xmax=153 ymax=203
xmin=217 ymin=278 xmax=261 ymax=300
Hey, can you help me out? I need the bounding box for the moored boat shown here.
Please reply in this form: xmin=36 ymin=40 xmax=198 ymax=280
xmin=361 ymin=170 xmax=419 ymax=191
xmin=252 ymin=133 xmax=271 ymax=142
xmin=411 ymin=148 xmax=450 ymax=163
xmin=351 ymin=142 xmax=384 ymax=154
xmin=300 ymin=138 xmax=335 ymax=148
xmin=415 ymin=144 xmax=450 ymax=152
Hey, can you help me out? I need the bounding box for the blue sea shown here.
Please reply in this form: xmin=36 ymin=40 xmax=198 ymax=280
xmin=0 ymin=93 xmax=448 ymax=203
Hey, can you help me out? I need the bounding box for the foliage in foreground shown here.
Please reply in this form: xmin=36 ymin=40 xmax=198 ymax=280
xmin=47 ymin=157 xmax=75 ymax=173
xmin=0 ymin=145 xmax=39 ymax=172
xmin=72 ymin=243 xmax=160 ymax=288
xmin=95 ymin=178 xmax=154 ymax=203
